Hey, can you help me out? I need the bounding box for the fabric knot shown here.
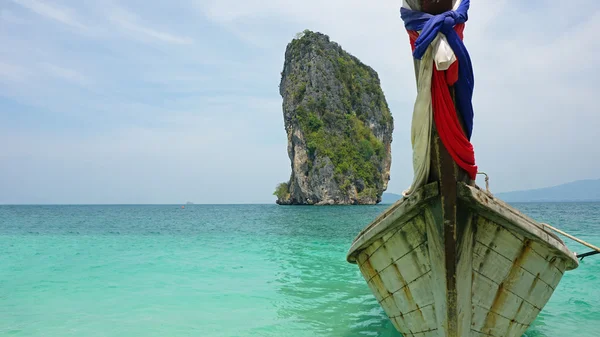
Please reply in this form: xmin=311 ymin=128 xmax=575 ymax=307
xmin=400 ymin=0 xmax=475 ymax=140
xmin=442 ymin=16 xmax=455 ymax=32
xmin=400 ymin=0 xmax=470 ymax=60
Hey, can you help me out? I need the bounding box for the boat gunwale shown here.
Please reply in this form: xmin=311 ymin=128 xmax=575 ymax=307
xmin=346 ymin=182 xmax=579 ymax=270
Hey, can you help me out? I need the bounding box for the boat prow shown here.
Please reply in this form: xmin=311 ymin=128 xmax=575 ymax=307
xmin=346 ymin=1 xmax=580 ymax=336
xmin=347 ymin=181 xmax=578 ymax=337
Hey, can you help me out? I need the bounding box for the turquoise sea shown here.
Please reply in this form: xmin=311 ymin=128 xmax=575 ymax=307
xmin=1 ymin=203 xmax=598 ymax=337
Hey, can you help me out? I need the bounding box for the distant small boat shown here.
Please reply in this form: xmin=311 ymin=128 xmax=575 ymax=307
xmin=347 ymin=1 xmax=579 ymax=337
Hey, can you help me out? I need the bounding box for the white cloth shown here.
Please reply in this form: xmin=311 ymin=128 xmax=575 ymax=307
xmin=402 ymin=40 xmax=436 ymax=197
xmin=432 ymin=35 xmax=456 ymax=70
xmin=400 ymin=0 xmax=462 ymax=196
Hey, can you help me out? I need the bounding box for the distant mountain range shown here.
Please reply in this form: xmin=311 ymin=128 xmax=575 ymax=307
xmin=494 ymin=179 xmax=600 ymax=202
xmin=381 ymin=179 xmax=600 ymax=203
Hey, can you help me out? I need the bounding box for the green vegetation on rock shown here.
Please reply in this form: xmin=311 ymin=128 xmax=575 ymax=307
xmin=273 ymin=182 xmax=290 ymax=200
xmin=277 ymin=30 xmax=393 ymax=205
xmin=290 ymin=32 xmax=390 ymax=193
xmin=298 ymin=109 xmax=384 ymax=189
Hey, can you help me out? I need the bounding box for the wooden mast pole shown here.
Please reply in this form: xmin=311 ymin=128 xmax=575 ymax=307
xmin=404 ymin=1 xmax=472 ymax=336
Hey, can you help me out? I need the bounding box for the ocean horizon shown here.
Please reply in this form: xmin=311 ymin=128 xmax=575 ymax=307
xmin=4 ymin=200 xmax=600 ymax=205
xmin=1 ymin=202 xmax=599 ymax=337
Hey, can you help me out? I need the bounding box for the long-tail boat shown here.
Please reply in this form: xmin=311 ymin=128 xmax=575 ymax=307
xmin=346 ymin=1 xmax=579 ymax=336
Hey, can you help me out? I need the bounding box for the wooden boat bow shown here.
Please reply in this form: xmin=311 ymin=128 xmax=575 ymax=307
xmin=346 ymin=1 xmax=579 ymax=336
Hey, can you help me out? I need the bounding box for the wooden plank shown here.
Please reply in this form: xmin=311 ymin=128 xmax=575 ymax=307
xmin=390 ymin=301 xmax=437 ymax=334
xmin=473 ymin=256 xmax=555 ymax=316
xmin=539 ymin=256 xmax=566 ymax=287
xmin=358 ymin=258 xmax=386 ymax=302
xmin=530 ymin=241 xmax=567 ymax=285
xmin=472 ymin=269 xmax=510 ymax=310
xmin=516 ymin=246 xmax=554 ymax=281
xmin=473 ymin=242 xmax=513 ymax=283
xmin=438 ymin=132 xmax=459 ymax=337
xmin=380 ymin=295 xmax=402 ymax=318
xmin=423 ymin=205 xmax=447 ymax=337
xmin=420 ymin=330 xmax=441 ymax=337
xmin=378 ymin=261 xmax=409 ymax=296
xmin=362 ymin=216 xmax=425 ymax=259
xmin=361 ymin=237 xmax=386 ymax=258
xmin=472 ymin=272 xmax=539 ymax=323
xmin=367 ymin=243 xmax=396 ymax=276
xmin=471 ymin=306 xmax=491 ymax=335
xmin=494 ymin=240 xmax=555 ymax=310
xmin=379 ymin=243 xmax=431 ymax=293
xmin=471 ymin=244 xmax=558 ymax=336
xmin=391 ymin=317 xmax=414 ymax=337
xmin=475 ymin=216 xmax=525 ymax=254
xmin=473 ymin=220 xmax=562 ymax=298
xmin=359 ymin=226 xmax=400 ymax=260
xmin=472 ymin=307 xmax=529 ymax=337
xmin=457 ymin=183 xmax=579 ymax=270
xmin=472 ymin=237 xmax=557 ymax=310
xmin=456 ymin=212 xmax=474 ymax=337
xmin=347 ymin=182 xmax=439 ymax=263
xmin=470 ymin=330 xmax=495 ymax=337
xmin=390 ymin=271 xmax=435 ymax=313
xmin=356 ymin=210 xmax=438 ymax=336
xmin=504 ymin=320 xmax=529 ymax=337
xmin=384 ymin=217 xmax=427 ymax=261
xmin=474 ymin=241 xmax=559 ymax=296
xmin=519 ymin=272 xmax=555 ymax=310
xmin=512 ymin=298 xmax=541 ymax=332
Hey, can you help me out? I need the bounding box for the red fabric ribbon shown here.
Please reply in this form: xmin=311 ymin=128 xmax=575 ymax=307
xmin=407 ymin=24 xmax=477 ymax=179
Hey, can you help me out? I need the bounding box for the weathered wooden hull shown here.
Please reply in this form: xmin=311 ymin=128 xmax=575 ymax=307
xmin=347 ymin=182 xmax=579 ymax=337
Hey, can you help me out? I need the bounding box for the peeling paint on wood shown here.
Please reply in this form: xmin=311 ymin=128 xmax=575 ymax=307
xmin=347 ymin=181 xmax=578 ymax=337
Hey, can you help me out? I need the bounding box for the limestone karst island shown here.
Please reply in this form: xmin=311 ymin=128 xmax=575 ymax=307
xmin=274 ymin=30 xmax=393 ymax=205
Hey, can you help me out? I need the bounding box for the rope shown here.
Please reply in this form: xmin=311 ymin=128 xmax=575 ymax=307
xmin=541 ymin=222 xmax=600 ymax=259
xmin=576 ymin=250 xmax=600 ymax=260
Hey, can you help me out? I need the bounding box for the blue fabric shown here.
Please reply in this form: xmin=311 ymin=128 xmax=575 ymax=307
xmin=400 ymin=0 xmax=474 ymax=140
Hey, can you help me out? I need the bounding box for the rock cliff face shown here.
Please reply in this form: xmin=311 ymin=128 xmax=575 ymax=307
xmin=275 ymin=30 xmax=393 ymax=205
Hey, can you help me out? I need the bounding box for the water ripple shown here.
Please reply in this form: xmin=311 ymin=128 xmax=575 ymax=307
xmin=0 ymin=204 xmax=598 ymax=337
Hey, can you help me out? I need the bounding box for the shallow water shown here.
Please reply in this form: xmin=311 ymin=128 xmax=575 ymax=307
xmin=1 ymin=203 xmax=598 ymax=336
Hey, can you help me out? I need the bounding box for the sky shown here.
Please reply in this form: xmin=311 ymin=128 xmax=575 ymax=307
xmin=1 ymin=0 xmax=599 ymax=204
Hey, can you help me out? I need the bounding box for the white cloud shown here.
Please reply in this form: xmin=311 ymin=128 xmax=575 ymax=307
xmin=40 ymin=63 xmax=88 ymax=85
xmin=196 ymin=0 xmax=600 ymax=193
xmin=10 ymin=0 xmax=87 ymax=29
xmin=0 ymin=62 xmax=31 ymax=83
xmin=1 ymin=0 xmax=599 ymax=202
xmin=0 ymin=111 xmax=289 ymax=204
xmin=109 ymin=7 xmax=194 ymax=45
xmin=0 ymin=8 xmax=28 ymax=24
